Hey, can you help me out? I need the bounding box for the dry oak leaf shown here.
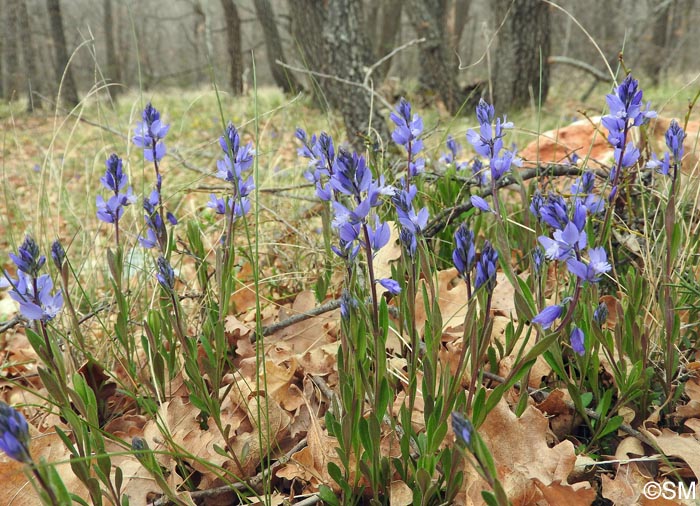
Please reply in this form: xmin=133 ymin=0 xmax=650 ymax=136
xmin=389 ymin=480 xmax=413 ymax=505
xmin=458 ymin=398 xmax=593 ymax=505
xmin=601 ymin=465 xmax=681 ymax=506
xmin=0 ymin=428 xmax=88 ymax=505
xmin=268 ymin=291 xmax=339 ymax=355
xmin=276 ymin=402 xmax=343 ymax=493
xmin=533 ymin=478 xmax=596 ymax=505
xmin=641 ymin=426 xmax=700 ymax=479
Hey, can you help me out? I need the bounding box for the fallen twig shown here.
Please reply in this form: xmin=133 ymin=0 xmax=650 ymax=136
xmin=424 ymin=164 xmax=608 ymax=238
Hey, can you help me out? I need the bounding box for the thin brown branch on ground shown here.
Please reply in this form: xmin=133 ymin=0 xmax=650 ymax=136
xmin=151 ymin=438 xmax=310 ymax=505
xmin=424 ymin=164 xmax=609 ymax=238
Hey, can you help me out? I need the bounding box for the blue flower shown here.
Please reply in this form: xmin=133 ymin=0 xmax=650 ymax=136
xmin=390 ymin=98 xmax=424 ymax=156
xmin=156 ymin=256 xmax=175 ymax=292
xmin=470 ymin=195 xmax=492 ymax=213
xmin=367 ymin=217 xmax=390 ymax=252
xmin=451 ymin=411 xmax=473 ymax=447
xmin=331 ymin=151 xmax=372 ymax=198
xmin=133 ymin=103 xmax=169 ymax=162
xmin=539 ymin=221 xmax=587 ymax=261
xmin=139 ymin=228 xmax=158 ymax=249
xmin=378 ymin=278 xmax=401 ymax=295
xmin=0 ymin=402 xmax=32 ymax=464
xmin=139 ymin=190 xmax=166 ymax=250
xmin=396 ymin=205 xmax=429 ymax=235
xmin=471 ymin=158 xmax=487 ymax=185
xmin=532 ymin=304 xmax=563 ymax=329
xmin=593 ymin=302 xmax=609 ymax=326
xmin=532 ymin=247 xmax=545 ymax=276
xmin=340 ymin=289 xmax=356 ymax=321
xmin=51 ymin=240 xmax=66 ymax=270
xmin=474 ymin=241 xmax=498 ymax=292
xmin=9 ymin=272 xmax=63 ymax=322
xmin=571 ymin=171 xmax=595 ymax=196
xmin=453 ymin=224 xmax=475 ymax=280
xmin=647 ymin=152 xmax=671 ymax=176
xmin=605 ymin=75 xmax=656 ymax=127
xmin=440 ymin=135 xmax=467 ymax=170
xmin=613 ymin=141 xmax=640 ymax=169
xmin=9 ymin=236 xmax=45 ymax=277
xmin=400 ymin=227 xmax=417 ymax=258
xmin=570 ymin=326 xmax=585 ymax=356
xmin=566 ymin=247 xmax=611 ymax=283
xmin=665 ymin=120 xmax=685 ymax=160
xmin=538 ymin=192 xmax=569 ymax=230
xmin=101 ymin=154 xmax=128 ymax=192
xmin=466 ymin=99 xmax=514 ymax=164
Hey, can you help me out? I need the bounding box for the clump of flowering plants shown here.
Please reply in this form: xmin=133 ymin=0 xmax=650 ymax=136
xmin=4 ymin=64 xmax=700 ymax=506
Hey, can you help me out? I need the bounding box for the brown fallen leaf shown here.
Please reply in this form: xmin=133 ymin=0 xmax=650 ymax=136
xmin=534 ymin=478 xmax=596 ymax=505
xmin=456 ymin=397 xmax=593 ymax=505
xmin=390 ymin=480 xmax=413 ymax=505
xmin=0 ymin=428 xmax=88 ymax=505
xmin=276 ymin=397 xmax=343 ymax=494
xmin=641 ymin=426 xmax=700 ymax=479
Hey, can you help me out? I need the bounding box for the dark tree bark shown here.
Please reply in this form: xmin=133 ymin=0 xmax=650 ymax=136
xmin=447 ymin=0 xmax=471 ymax=56
xmin=288 ymin=0 xmax=326 ymax=104
xmin=491 ymin=0 xmax=550 ymax=111
xmin=644 ymin=0 xmax=672 ymax=85
xmin=406 ymin=0 xmax=461 ymax=114
xmin=373 ymin=0 xmax=403 ymax=81
xmin=322 ymin=0 xmax=389 ymax=150
xmin=46 ymin=0 xmax=80 ymax=106
xmin=104 ymin=0 xmax=121 ymax=99
xmin=4 ymin=0 xmax=21 ymax=102
xmin=253 ymin=0 xmax=301 ymax=93
xmin=18 ymin=0 xmax=42 ymax=110
xmin=220 ymin=0 xmax=243 ymax=94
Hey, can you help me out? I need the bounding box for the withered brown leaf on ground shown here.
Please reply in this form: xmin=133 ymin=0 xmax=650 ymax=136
xmin=455 ymin=397 xmax=594 ymax=505
xmin=0 ymin=428 xmax=88 ymax=505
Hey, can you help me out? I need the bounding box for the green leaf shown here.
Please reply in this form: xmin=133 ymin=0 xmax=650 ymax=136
xmin=580 ymin=392 xmax=593 ymax=408
xmin=598 ymin=415 xmax=624 ymax=438
xmin=327 ymin=461 xmax=344 ymax=486
xmin=481 ymin=491 xmax=499 ymax=506
xmin=319 ymin=484 xmax=340 ymax=505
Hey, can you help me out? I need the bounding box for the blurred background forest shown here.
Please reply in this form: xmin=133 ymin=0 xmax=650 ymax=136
xmin=1 ymin=0 xmax=698 ymax=140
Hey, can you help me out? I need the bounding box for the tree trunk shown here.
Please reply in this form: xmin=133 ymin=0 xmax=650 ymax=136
xmin=406 ymin=0 xmax=461 ymax=114
xmin=4 ymin=0 xmax=21 ymax=102
xmin=46 ymin=0 xmax=80 ymax=107
xmin=288 ymin=0 xmax=326 ymax=106
xmin=322 ymin=0 xmax=388 ymax=150
xmin=491 ymin=0 xmax=550 ymax=111
xmin=373 ymin=0 xmax=403 ymax=81
xmin=17 ymin=0 xmax=42 ymax=110
xmin=253 ymin=0 xmax=301 ymax=93
xmin=447 ymin=0 xmax=471 ymax=55
xmin=644 ymin=0 xmax=672 ymax=85
xmin=220 ymin=0 xmax=243 ymax=94
xmin=104 ymin=0 xmax=121 ymax=99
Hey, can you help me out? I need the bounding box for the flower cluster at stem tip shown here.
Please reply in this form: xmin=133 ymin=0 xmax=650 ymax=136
xmin=133 ymin=102 xmax=170 ymax=163
xmin=601 ymin=74 xmax=656 ymax=189
xmin=96 ymin=154 xmax=136 ymax=225
xmin=0 ymin=401 xmax=32 ymax=464
xmin=1 ymin=236 xmax=63 ymax=322
xmin=209 ymin=122 xmax=255 ymax=221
